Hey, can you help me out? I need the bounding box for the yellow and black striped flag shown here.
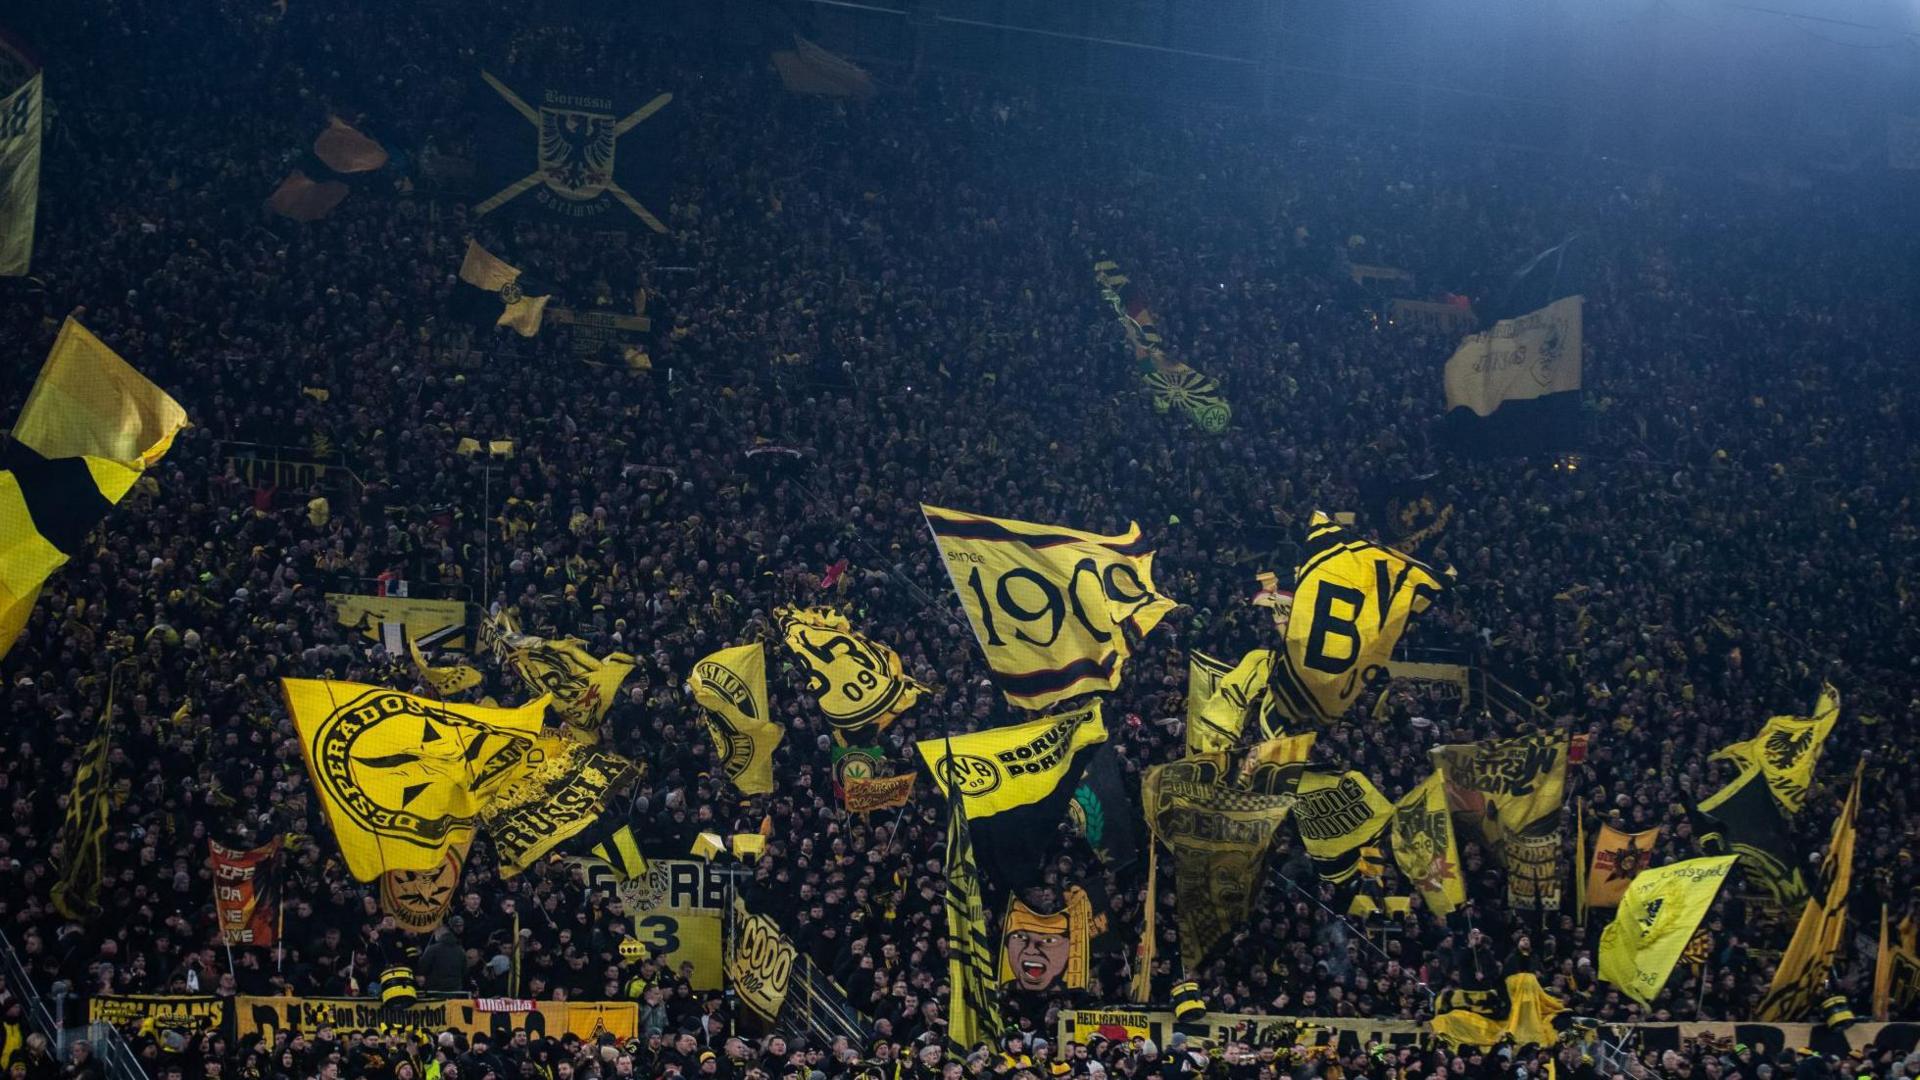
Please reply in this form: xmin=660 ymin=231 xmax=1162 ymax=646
xmin=2 ymin=318 xmax=187 ymax=658
xmin=1757 ymin=761 xmax=1862 ymax=1020
xmin=51 ymin=666 xmax=124 ymax=919
xmin=945 ymin=797 xmax=1003 ymax=1056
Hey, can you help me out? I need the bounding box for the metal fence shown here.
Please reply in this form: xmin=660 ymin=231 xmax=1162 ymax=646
xmin=0 ymin=930 xmax=146 ymax=1080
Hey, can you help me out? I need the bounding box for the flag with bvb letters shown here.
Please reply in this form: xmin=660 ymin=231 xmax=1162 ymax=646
xmin=776 ymin=606 xmax=926 ymax=737
xmin=1709 ymin=684 xmax=1839 ymax=815
xmin=923 ymin=504 xmax=1178 ymax=711
xmin=282 ymin=679 xmax=550 ymax=881
xmin=687 ymin=643 xmax=783 ymax=796
xmin=1599 ymin=855 xmax=1738 ymax=1007
xmin=1270 ymin=513 xmax=1444 ymax=726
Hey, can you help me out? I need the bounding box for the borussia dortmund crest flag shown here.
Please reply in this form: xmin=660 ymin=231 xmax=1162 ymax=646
xmin=1391 ymin=773 xmax=1465 ymax=916
xmin=1599 ymin=855 xmax=1738 ymax=1007
xmin=282 ymin=679 xmax=551 ymax=881
xmin=687 ymin=643 xmax=783 ymax=796
xmin=923 ymin=505 xmax=1178 ymax=711
xmin=2 ymin=318 xmax=188 ymax=658
xmin=918 ymin=704 xmax=1108 ymax=890
xmin=944 ymin=799 xmax=1003 ymax=1056
xmin=1295 ymin=771 xmax=1395 ymax=883
xmin=776 ymin=606 xmax=925 ymax=737
xmin=1585 ymin=825 xmax=1661 ymax=909
xmin=1270 ymin=513 xmax=1445 ymax=726
xmin=1709 ymin=684 xmax=1839 ymax=815
xmin=475 ymin=71 xmax=679 ymax=232
xmin=1757 ymin=762 xmax=1862 ymax=1020
xmin=51 ymin=667 xmax=120 ymax=920
xmin=0 ymin=71 xmax=42 ymax=276
xmin=458 ymin=240 xmax=552 ymax=337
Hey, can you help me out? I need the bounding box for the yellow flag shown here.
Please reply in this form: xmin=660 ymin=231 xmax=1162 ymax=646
xmin=1876 ymin=904 xmax=1893 ymax=1021
xmin=687 ymin=643 xmax=784 ymax=796
xmin=459 ymin=239 xmax=551 ymax=337
xmin=1709 ymin=684 xmax=1839 ymax=814
xmin=1191 ymin=649 xmax=1275 ymax=753
xmin=776 ymin=606 xmax=926 ymax=736
xmin=1295 ymin=770 xmax=1395 ymax=883
xmin=282 ymin=679 xmax=550 ymax=881
xmin=1443 ymin=296 xmax=1583 ymax=417
xmin=0 ymin=73 xmax=43 ymax=277
xmin=1391 ymin=773 xmax=1465 ymax=916
xmin=407 ymin=631 xmax=483 ymax=695
xmin=1599 ymin=854 xmax=1738 ymax=1007
xmin=496 ymin=629 xmax=635 ymax=738
xmin=50 ymin=667 xmax=118 ymax=920
xmin=917 ymin=704 xmax=1108 ymax=820
xmin=1430 ymin=733 xmax=1568 ymax=836
xmin=16 ymin=317 xmax=189 ymax=468
xmin=1584 ymin=824 xmax=1662 ymax=908
xmin=1431 ymin=973 xmax=1567 ymax=1048
xmin=482 ymin=735 xmax=641 ymax=877
xmin=1185 ymin=651 xmax=1234 ymax=753
xmin=1271 ymin=513 xmax=1444 ymax=725
xmin=1758 ymin=762 xmax=1862 ymax=1020
xmin=2 ymin=319 xmax=187 ymax=658
xmin=922 ymin=504 xmax=1178 ymax=711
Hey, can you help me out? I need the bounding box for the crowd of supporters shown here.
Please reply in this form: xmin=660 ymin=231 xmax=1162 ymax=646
xmin=3 ymin=2 xmax=1919 ymax=1079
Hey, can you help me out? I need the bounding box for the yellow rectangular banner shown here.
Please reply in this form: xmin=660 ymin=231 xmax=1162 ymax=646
xmin=90 ymin=995 xmax=227 ymax=1034
xmin=234 ymin=996 xmax=637 ymax=1042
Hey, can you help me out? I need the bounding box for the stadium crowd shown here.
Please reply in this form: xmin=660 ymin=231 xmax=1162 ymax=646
xmin=3 ymin=2 xmax=1919 ymax=1080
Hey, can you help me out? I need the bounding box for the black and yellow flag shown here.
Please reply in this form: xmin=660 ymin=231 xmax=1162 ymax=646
xmin=918 ymin=704 xmax=1108 ymax=890
xmin=1585 ymin=824 xmax=1661 ymax=909
xmin=777 ymin=606 xmax=926 ymax=736
xmin=1188 ymin=649 xmax=1275 ymax=754
xmin=283 ymin=679 xmax=551 ymax=881
xmin=458 ymin=240 xmax=552 ymax=337
xmin=687 ymin=643 xmax=784 ymax=796
xmin=728 ymin=899 xmax=800 ymax=1025
xmin=2 ymin=318 xmax=188 ymax=658
xmin=1391 ymin=773 xmax=1466 ymax=916
xmin=1296 ymin=770 xmax=1395 ymax=883
xmin=379 ymin=841 xmax=468 ymax=935
xmin=475 ymin=71 xmax=678 ymax=232
xmin=407 ymin=631 xmax=483 ymax=696
xmin=51 ymin=666 xmax=121 ymax=920
xmin=1695 ymin=762 xmax=1808 ymax=909
xmin=1270 ymin=513 xmax=1445 ymax=725
xmin=492 ymin=617 xmax=635 ymax=739
xmin=944 ymin=798 xmax=1003 ymax=1057
xmin=1757 ymin=762 xmax=1863 ymax=1020
xmin=0 ymin=70 xmax=42 ymax=276
xmin=1430 ymin=733 xmax=1569 ymax=838
xmin=923 ymin=505 xmax=1178 ymax=711
xmin=1141 ymin=755 xmax=1297 ymax=968
xmin=1431 ymin=973 xmax=1566 ymax=1048
xmin=482 ymin=735 xmax=641 ymax=877
xmin=1709 ymin=684 xmax=1839 ymax=815
xmin=1598 ymin=854 xmax=1738 ymax=1007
